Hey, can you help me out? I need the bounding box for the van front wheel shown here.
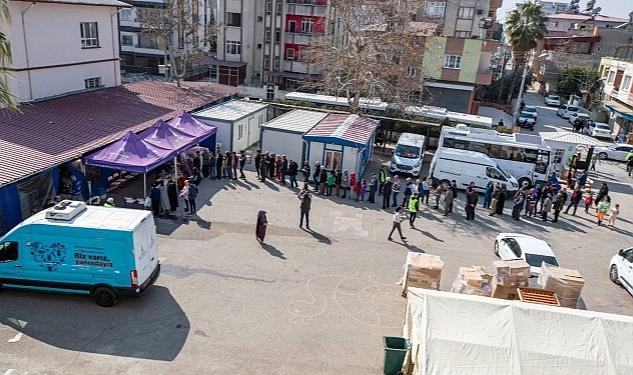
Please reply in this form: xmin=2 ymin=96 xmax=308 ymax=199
xmin=93 ymin=286 xmax=117 ymax=307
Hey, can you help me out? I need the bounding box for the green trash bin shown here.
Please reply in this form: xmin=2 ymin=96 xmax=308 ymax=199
xmin=383 ymin=336 xmax=409 ymax=375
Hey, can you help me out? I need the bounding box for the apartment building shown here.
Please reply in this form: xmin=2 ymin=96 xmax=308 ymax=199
xmin=546 ymin=13 xmax=628 ymax=37
xmin=0 ymin=0 xmax=128 ymax=103
xmin=516 ymin=1 xmax=569 ymax=15
xmin=119 ymin=0 xmax=215 ymax=76
xmin=419 ymin=0 xmax=502 ymax=39
xmin=600 ymin=56 xmax=633 ymax=140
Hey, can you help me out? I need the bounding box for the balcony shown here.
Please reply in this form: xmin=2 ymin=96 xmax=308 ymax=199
xmin=285 ymin=33 xmax=316 ymax=44
xmin=287 ymin=4 xmax=327 ymax=16
xmin=284 ymin=60 xmax=318 ymax=74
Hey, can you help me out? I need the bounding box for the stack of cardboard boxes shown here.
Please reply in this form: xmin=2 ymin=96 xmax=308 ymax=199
xmin=403 ymin=253 xmax=444 ymax=296
xmin=491 ymin=260 xmax=531 ymax=300
xmin=538 ymin=263 xmax=585 ymax=308
xmin=450 ymin=266 xmax=493 ymax=296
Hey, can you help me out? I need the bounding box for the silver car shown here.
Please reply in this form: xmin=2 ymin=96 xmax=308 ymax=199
xmin=594 ymin=144 xmax=633 ymax=161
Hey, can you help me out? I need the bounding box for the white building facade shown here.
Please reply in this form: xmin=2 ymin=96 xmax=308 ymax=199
xmin=1 ymin=0 xmax=129 ymax=103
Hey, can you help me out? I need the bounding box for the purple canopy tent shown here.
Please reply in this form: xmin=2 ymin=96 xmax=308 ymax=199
xmin=84 ymin=131 xmax=175 ymax=195
xmin=168 ymin=110 xmax=218 ymax=177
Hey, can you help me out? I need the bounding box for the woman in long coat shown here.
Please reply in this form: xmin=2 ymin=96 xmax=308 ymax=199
xmin=256 ymin=210 xmax=268 ymax=243
xmin=495 ymin=185 xmax=507 ymax=215
xmin=167 ymin=179 xmax=178 ymax=212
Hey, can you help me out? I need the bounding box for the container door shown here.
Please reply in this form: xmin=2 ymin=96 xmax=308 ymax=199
xmin=132 ymin=215 xmax=159 ymax=284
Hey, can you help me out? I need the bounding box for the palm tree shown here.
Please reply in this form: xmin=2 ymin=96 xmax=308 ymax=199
xmin=0 ymin=0 xmax=15 ymax=109
xmin=503 ymin=1 xmax=548 ymax=104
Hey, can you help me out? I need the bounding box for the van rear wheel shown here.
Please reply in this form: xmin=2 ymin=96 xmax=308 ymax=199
xmin=93 ymin=286 xmax=117 ymax=307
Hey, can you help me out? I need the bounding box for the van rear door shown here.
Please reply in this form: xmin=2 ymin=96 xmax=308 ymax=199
xmin=132 ymin=215 xmax=159 ymax=285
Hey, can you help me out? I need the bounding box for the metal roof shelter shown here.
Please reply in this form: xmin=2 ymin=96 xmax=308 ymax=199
xmin=193 ymin=100 xmax=269 ymax=122
xmin=303 ymin=114 xmax=379 ymax=148
xmin=261 ymin=109 xmax=327 ymax=134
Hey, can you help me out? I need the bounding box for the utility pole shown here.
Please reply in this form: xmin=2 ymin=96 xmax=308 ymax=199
xmin=513 ymin=58 xmax=530 ymax=121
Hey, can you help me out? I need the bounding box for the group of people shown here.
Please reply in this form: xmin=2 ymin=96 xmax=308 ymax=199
xmin=148 ymin=175 xmax=199 ymax=216
xmin=254 ymin=150 xmax=300 ymax=188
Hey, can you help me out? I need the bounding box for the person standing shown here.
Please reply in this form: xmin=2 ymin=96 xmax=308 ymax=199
xmin=167 ymin=179 xmax=178 ymax=212
xmin=179 ymin=180 xmax=190 ymax=212
xmin=341 ymin=170 xmax=349 ymax=199
xmin=275 ymin=155 xmax=282 ymax=181
xmin=391 ymin=176 xmax=401 ymax=207
xmin=421 ymin=177 xmax=430 ymax=205
xmin=301 ymin=161 xmax=311 ymax=183
xmin=254 ymin=149 xmax=262 ymax=179
xmin=434 ymin=182 xmax=445 ymax=209
xmin=450 ymin=180 xmax=458 ymax=202
xmin=542 ymin=194 xmax=553 ymax=222
xmin=259 ymin=153 xmax=268 ymax=182
xmin=319 ymin=166 xmax=328 ymax=195
xmin=256 ymin=210 xmax=268 ymax=243
xmin=187 ymin=180 xmax=199 ymax=214
xmin=327 ymin=170 xmax=336 ymax=196
xmin=349 ymin=172 xmax=357 ymax=200
xmin=465 ymin=187 xmax=478 ymax=220
xmin=382 ymin=177 xmax=393 ymax=209
xmin=231 ymin=152 xmax=239 ymax=180
xmin=596 ymin=183 xmax=609 ymax=206
xmin=576 ymin=170 xmax=588 ymax=189
xmin=584 ymin=190 xmax=594 ymax=214
xmin=353 ymin=178 xmax=362 ymax=201
xmin=511 ymin=188 xmax=525 ymax=220
xmin=158 ymin=180 xmax=171 ymax=214
xmin=628 ymin=157 xmax=633 ymax=177
xmin=443 ymin=181 xmax=454 ymax=216
xmin=408 ymin=193 xmax=419 ymax=228
xmin=387 ymin=206 xmax=407 ymax=241
xmin=209 ymin=152 xmax=216 ymax=180
xmin=288 ymin=159 xmax=299 ymax=188
xmin=191 ymin=167 xmax=202 ymax=186
xmin=368 ymin=174 xmax=378 ymax=203
xmin=216 ymin=151 xmax=224 ymax=180
xmin=378 ymin=166 xmax=387 ymax=196
xmin=223 ymin=152 xmax=231 ymax=178
xmin=280 ymin=155 xmax=288 ymax=185
xmin=239 ymin=151 xmax=247 ymax=179
xmin=402 ymin=178 xmax=412 ymax=207
xmin=313 ymin=161 xmax=321 ymax=192
xmin=267 ymin=153 xmax=275 ymax=180
xmin=496 ymin=185 xmax=507 ymax=216
xmin=596 ymin=196 xmax=611 ymax=226
xmin=482 ymin=181 xmax=493 ymax=209
xmin=359 ymin=179 xmax=367 ymax=201
xmin=150 ymin=183 xmax=161 ymax=216
xmin=298 ymin=188 xmax=312 ymax=229
xmin=552 ymin=192 xmax=565 ymax=223
xmin=590 ymin=153 xmax=598 ymax=171
xmin=565 ymin=187 xmax=582 ymax=215
xmin=335 ymin=170 xmax=342 ymax=197
xmin=608 ymin=203 xmax=620 ymax=227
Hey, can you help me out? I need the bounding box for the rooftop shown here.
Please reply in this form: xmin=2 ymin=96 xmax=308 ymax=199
xmin=261 ymin=109 xmax=328 ymax=133
xmin=546 ymin=13 xmax=628 ymax=23
xmin=304 ymin=114 xmax=379 ymax=147
xmin=25 ymin=0 xmax=132 ymax=7
xmin=539 ymin=131 xmax=607 ymax=146
xmin=21 ymin=205 xmax=150 ymax=231
xmin=192 ymin=100 xmax=269 ymax=122
xmin=0 ymin=81 xmax=238 ymax=187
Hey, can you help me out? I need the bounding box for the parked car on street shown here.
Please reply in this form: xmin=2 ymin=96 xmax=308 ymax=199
xmin=494 ymin=233 xmax=559 ymax=276
xmin=568 ymin=112 xmax=590 ymax=125
xmin=544 ymin=95 xmax=561 ymax=106
xmin=584 ymin=122 xmax=613 ymax=139
xmin=522 ymin=105 xmax=538 ymax=119
xmin=610 ymin=248 xmax=633 ymax=296
xmin=516 ymin=111 xmax=536 ymax=130
xmin=557 ymin=104 xmax=579 ymax=119
xmin=593 ymin=144 xmax=633 ymax=161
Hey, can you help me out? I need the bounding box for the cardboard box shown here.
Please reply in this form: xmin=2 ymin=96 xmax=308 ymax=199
xmin=493 ymin=259 xmax=531 ymax=279
xmin=403 ymin=253 xmax=444 ymax=292
xmin=537 ymin=263 xmax=584 ymax=308
xmin=491 ymin=279 xmax=519 ymax=300
xmin=450 ymin=266 xmax=492 ymax=297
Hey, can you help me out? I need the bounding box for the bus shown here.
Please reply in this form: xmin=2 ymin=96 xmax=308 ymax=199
xmin=438 ymin=124 xmax=552 ymax=188
xmin=283 ymin=92 xmax=494 ymax=128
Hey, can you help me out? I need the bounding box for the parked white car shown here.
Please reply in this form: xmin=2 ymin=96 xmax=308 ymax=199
xmin=544 ymin=95 xmax=561 ymax=106
xmin=522 ymin=105 xmax=538 ymax=119
xmin=610 ymin=248 xmax=633 ymax=296
xmin=557 ymin=104 xmax=579 ymax=119
xmin=494 ymin=233 xmax=559 ymax=276
xmin=584 ymin=122 xmax=613 ymax=139
xmin=516 ymin=112 xmax=537 ymax=129
xmin=568 ymin=112 xmax=590 ymax=124
xmin=593 ymin=144 xmax=633 ymax=161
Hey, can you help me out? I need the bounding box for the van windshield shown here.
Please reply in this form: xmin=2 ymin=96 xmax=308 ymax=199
xmin=395 ymin=145 xmax=420 ymax=159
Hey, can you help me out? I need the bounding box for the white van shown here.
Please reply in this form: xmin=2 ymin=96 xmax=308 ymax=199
xmin=430 ymin=148 xmax=519 ymax=192
xmin=389 ymin=133 xmax=426 ymax=176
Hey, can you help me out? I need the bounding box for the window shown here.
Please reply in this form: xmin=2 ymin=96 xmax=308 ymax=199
xmin=80 ymin=22 xmax=99 ymax=48
xmin=121 ymin=35 xmax=133 ymax=46
xmin=552 ymin=21 xmax=559 ymax=27
xmin=226 ymin=40 xmax=241 ymax=55
xmin=276 ymin=1 xmax=283 ymax=15
xmin=288 ymin=20 xmax=296 ymax=32
xmin=226 ymin=12 xmax=242 ymax=27
xmin=85 ymin=77 xmax=102 ymax=89
xmin=273 ymin=57 xmax=280 ymax=71
xmin=405 ymin=66 xmax=416 ymax=77
xmin=302 ymin=18 xmax=314 ymax=33
xmin=238 ymin=124 xmax=244 ymax=140
xmin=324 ymin=150 xmax=342 ymax=170
xmin=275 ymin=28 xmax=281 ymax=43
xmin=443 ymin=55 xmax=462 ymax=69
xmin=286 ymin=48 xmax=295 ymax=60
xmin=608 ymin=71 xmax=615 ymax=84
xmin=265 ymin=0 xmax=272 ymax=14
xmin=121 ymin=9 xmax=132 ymax=21
xmin=265 ymin=29 xmax=271 ymax=42
xmin=455 ymin=31 xmax=470 ymax=38
xmin=0 ymin=241 xmax=18 ymax=262
xmin=264 ymin=55 xmax=270 ymax=69
xmin=458 ymin=7 xmax=474 ymax=19
xmin=486 ymin=167 xmax=506 ymax=181
xmin=425 ymin=2 xmax=446 ymax=18
xmin=623 ymin=75 xmax=632 ymax=90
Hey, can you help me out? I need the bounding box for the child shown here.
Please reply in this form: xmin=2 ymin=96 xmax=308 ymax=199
xmin=359 ymin=179 xmax=367 ymax=201
xmin=608 ymin=204 xmax=620 ymax=227
xmin=584 ymin=189 xmax=594 ymax=214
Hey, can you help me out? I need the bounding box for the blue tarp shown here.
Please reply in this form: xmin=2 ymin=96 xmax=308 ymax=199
xmin=0 ymin=183 xmax=21 ymax=235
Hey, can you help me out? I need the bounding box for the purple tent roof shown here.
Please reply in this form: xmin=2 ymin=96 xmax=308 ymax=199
xmin=84 ymin=131 xmax=175 ymax=173
xmin=169 ymin=110 xmax=217 ymax=141
xmin=138 ymin=119 xmax=198 ymax=152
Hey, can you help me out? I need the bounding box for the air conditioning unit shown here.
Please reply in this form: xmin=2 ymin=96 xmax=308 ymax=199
xmin=45 ymin=200 xmax=87 ymax=221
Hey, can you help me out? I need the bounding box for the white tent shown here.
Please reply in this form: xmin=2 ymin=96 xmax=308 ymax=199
xmin=403 ymin=288 xmax=633 ymax=375
xmin=539 ymin=131 xmax=608 ymax=173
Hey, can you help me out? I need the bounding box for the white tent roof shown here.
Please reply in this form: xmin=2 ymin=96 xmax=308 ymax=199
xmin=404 ymin=288 xmax=633 ymax=375
xmin=538 ymin=131 xmax=607 ymax=146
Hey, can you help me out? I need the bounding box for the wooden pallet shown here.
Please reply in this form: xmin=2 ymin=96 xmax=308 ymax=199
xmin=517 ymin=287 xmax=560 ymax=307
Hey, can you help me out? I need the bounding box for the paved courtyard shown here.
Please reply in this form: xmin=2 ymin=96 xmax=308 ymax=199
xmin=2 ymin=97 xmax=633 ymax=374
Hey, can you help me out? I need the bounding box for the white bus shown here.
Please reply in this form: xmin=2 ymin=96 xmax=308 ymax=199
xmin=438 ymin=124 xmax=552 ymax=188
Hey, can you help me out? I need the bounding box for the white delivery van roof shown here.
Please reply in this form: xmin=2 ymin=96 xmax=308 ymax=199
xmin=397 ymin=132 xmax=426 ymax=147
xmin=21 ymin=205 xmax=152 ymax=232
xmin=436 ymin=147 xmax=496 ymax=166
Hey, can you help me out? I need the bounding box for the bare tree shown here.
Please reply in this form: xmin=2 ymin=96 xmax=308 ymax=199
xmin=304 ymin=0 xmax=433 ymax=114
xmin=138 ymin=0 xmax=214 ymax=86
